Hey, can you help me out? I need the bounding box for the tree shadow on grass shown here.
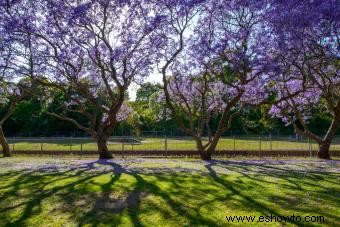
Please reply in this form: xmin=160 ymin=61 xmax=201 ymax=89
xmin=204 ymin=162 xmax=283 ymax=216
xmin=204 ymin=160 xmax=340 ymax=226
xmin=1 ymin=168 xmax=101 ymax=226
xmin=77 ymin=160 xmax=218 ymax=227
xmin=0 ymin=159 xmax=339 ymax=226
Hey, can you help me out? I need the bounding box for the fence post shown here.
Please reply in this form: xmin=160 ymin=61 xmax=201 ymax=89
xmin=270 ymin=133 xmax=272 ymax=152
xmin=70 ymin=136 xmax=72 ymax=154
xmin=80 ymin=141 xmax=83 ymax=159
xmin=12 ymin=137 xmax=15 ymax=154
xmin=259 ymin=136 xmax=262 ymax=158
xmin=122 ymin=136 xmax=125 ymax=158
xmin=132 ymin=136 xmax=134 ymax=151
xmin=40 ymin=137 xmax=43 ymax=156
xmin=165 ymin=133 xmax=168 ymax=157
xmin=308 ymin=137 xmax=312 ymax=158
xmin=233 ymin=136 xmax=236 ymax=154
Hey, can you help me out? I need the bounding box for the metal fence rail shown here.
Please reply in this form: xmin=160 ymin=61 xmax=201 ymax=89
xmin=3 ymin=135 xmax=340 ymax=157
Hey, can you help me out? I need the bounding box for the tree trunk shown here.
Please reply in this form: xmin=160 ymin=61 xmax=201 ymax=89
xmin=318 ymin=142 xmax=331 ymax=160
xmin=0 ymin=126 xmax=11 ymax=157
xmin=195 ymin=137 xmax=215 ymax=160
xmin=200 ymin=151 xmax=212 ymax=161
xmin=96 ymin=135 xmax=113 ymax=159
xmin=317 ymin=116 xmax=340 ymax=160
xmin=206 ymin=133 xmax=223 ymax=158
xmin=195 ymin=138 xmax=212 ymax=160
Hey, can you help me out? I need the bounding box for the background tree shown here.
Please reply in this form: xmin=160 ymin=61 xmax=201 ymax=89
xmin=136 ymin=83 xmax=161 ymax=103
xmin=131 ymin=83 xmax=161 ymax=133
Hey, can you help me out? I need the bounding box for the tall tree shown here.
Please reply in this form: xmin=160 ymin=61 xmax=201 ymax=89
xmin=0 ymin=82 xmax=20 ymax=157
xmin=158 ymin=0 xmax=270 ymax=160
xmin=19 ymin=0 xmax=161 ymax=159
xmin=268 ymin=0 xmax=339 ymax=159
xmin=0 ymin=0 xmax=33 ymax=157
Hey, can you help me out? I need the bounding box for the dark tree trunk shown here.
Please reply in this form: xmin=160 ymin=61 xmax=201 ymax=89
xmin=0 ymin=126 xmax=11 ymax=157
xmin=96 ymin=135 xmax=113 ymax=159
xmin=318 ymin=142 xmax=331 ymax=160
xmin=200 ymin=152 xmax=212 ymax=161
xmin=196 ymin=132 xmax=223 ymax=161
xmin=195 ymin=138 xmax=212 ymax=160
xmin=317 ymin=116 xmax=340 ymax=160
xmin=205 ymin=132 xmax=223 ymax=158
xmin=195 ymin=137 xmax=215 ymax=160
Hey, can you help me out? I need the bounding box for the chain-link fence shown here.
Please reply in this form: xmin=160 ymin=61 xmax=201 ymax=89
xmin=4 ymin=133 xmax=340 ymax=157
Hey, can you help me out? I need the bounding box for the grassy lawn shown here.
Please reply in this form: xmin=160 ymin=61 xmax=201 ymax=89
xmin=0 ymin=157 xmax=339 ymax=226
xmin=6 ymin=137 xmax=340 ymax=152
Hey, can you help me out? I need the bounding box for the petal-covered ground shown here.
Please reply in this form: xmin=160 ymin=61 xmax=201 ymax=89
xmin=0 ymin=157 xmax=339 ymax=226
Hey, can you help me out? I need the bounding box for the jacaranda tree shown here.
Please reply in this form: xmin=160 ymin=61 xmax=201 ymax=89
xmin=0 ymin=0 xmax=34 ymax=157
xmin=0 ymin=81 xmax=21 ymax=157
xmin=158 ymin=0 xmax=270 ymax=160
xmin=1 ymin=0 xmax=338 ymax=160
xmin=14 ymin=0 xmax=162 ymax=159
xmin=268 ymin=0 xmax=339 ymax=159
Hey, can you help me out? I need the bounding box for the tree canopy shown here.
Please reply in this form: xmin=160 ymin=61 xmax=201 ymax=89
xmin=0 ymin=0 xmax=338 ymax=159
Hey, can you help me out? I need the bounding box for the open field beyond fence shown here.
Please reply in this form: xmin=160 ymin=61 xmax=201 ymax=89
xmin=3 ymin=136 xmax=340 ymax=157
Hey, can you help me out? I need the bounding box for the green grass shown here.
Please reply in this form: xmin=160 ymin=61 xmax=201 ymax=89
xmin=5 ymin=137 xmax=340 ymax=152
xmin=0 ymin=157 xmax=339 ymax=226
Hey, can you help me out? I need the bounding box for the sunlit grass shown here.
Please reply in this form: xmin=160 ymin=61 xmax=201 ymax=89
xmin=0 ymin=157 xmax=339 ymax=226
xmin=5 ymin=137 xmax=340 ymax=152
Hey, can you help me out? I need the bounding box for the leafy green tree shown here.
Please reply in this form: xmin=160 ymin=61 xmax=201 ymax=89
xmin=136 ymin=83 xmax=161 ymax=103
